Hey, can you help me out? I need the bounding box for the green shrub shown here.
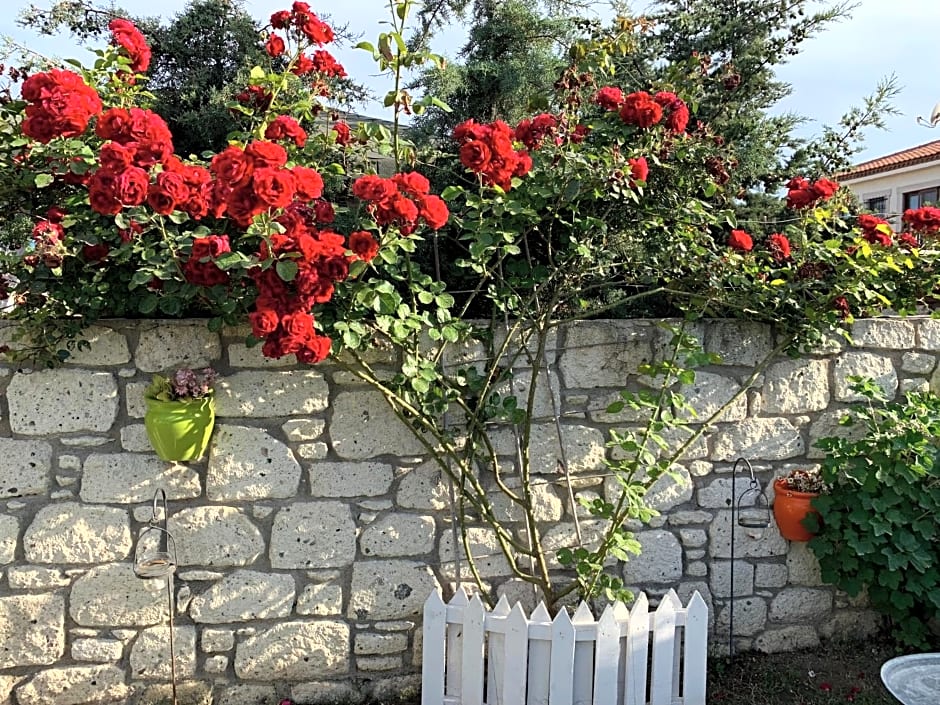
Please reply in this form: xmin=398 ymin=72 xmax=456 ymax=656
xmin=811 ymin=379 xmax=940 ymax=647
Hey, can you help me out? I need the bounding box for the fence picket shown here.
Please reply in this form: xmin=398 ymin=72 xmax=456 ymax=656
xmin=422 ymin=589 xmax=708 ymax=705
xmin=572 ymin=602 xmax=595 ymax=705
xmin=623 ymin=594 xmax=649 ymax=705
xmin=446 ymin=589 xmax=469 ymax=699
xmin=502 ymin=603 xmax=530 ymax=705
xmin=592 ymin=605 xmax=620 ymax=705
xmin=422 ymin=590 xmax=447 ymax=705
xmin=461 ymin=595 xmax=486 ymax=705
xmin=683 ymin=592 xmax=709 ymax=705
xmin=487 ymin=596 xmax=512 ymax=705
xmin=548 ymin=607 xmax=575 ymax=705
xmin=527 ymin=603 xmax=553 ymax=705
xmin=649 ymin=594 xmax=678 ymax=705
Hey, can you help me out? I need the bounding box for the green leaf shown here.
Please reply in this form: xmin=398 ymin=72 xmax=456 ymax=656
xmin=276 ymin=260 xmax=299 ymax=282
xmin=34 ymin=173 xmax=54 ymax=188
xmin=249 ymin=66 xmax=266 ymax=80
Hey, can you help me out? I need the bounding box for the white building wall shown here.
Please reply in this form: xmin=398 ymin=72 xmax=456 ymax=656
xmin=841 ymin=161 xmax=940 ymax=227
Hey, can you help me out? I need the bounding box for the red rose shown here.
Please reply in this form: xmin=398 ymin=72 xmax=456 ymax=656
xmin=295 ymin=334 xmax=331 ymax=364
xmin=109 ymin=18 xmax=151 ymax=73
xmin=786 ymin=187 xmax=817 ymax=209
xmin=728 ymin=229 xmax=753 ymax=252
xmin=113 ymin=166 xmax=149 ymax=205
xmin=88 ymin=171 xmax=122 ymax=215
xmin=513 ymin=150 xmax=533 ymax=178
xmin=245 ymin=140 xmax=288 ymax=169
xmin=348 ymin=230 xmax=379 ymax=262
xmin=291 ymin=54 xmax=314 ymax=76
xmin=270 ymin=10 xmax=291 ymax=28
xmin=20 ymin=69 xmax=102 ymax=143
xmin=453 ymin=119 xmax=489 ymax=143
xmin=459 ymin=140 xmax=492 ymax=172
xmin=594 ymin=86 xmax=624 ymax=111
xmin=82 ymin=243 xmax=110 ymax=262
xmin=810 ymin=178 xmax=839 ymax=200
xmin=352 ymin=175 xmax=397 ymax=203
xmin=211 ymin=146 xmax=254 ymax=187
xmin=314 ymin=199 xmax=335 ymax=223
xmin=298 ymin=14 xmax=334 ymax=44
xmin=291 ymin=166 xmax=324 ymax=201
xmin=619 ymin=92 xmax=663 ymax=128
xmin=265 ymin=115 xmax=307 ymax=148
xmin=832 ymin=296 xmax=851 ymax=319
xmin=147 ymin=171 xmax=188 ymax=215
xmin=628 ymin=156 xmax=649 ymax=185
xmin=183 ymin=235 xmax=231 ymax=287
xmin=98 ymin=141 xmax=136 ymax=173
xmin=310 ymin=50 xmax=346 ymax=77
xmin=768 ymin=233 xmax=791 ymax=261
xmin=392 ymin=172 xmax=430 ymax=197
xmin=265 ymin=34 xmax=286 ymax=58
xmin=418 ymin=195 xmax=449 ymax=230
xmin=252 ymin=167 xmax=296 ymax=209
xmin=226 ymin=186 xmax=266 ymax=227
xmin=653 ymin=91 xmax=690 ymax=133
xmin=249 ymin=308 xmax=280 ymax=337
xmin=332 ymin=121 xmax=351 ymax=146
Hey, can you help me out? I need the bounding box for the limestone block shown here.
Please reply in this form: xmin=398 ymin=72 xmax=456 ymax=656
xmin=270 ymin=502 xmax=356 ymax=569
xmin=169 ymin=507 xmax=264 ymax=568
xmin=64 ymin=325 xmax=131 ymax=366
xmin=7 ymin=369 xmax=117 ymax=434
xmin=81 ymin=454 xmax=201 ymax=503
xmin=310 ymin=462 xmax=395 ymax=498
xmin=769 ymin=588 xmax=832 ymax=622
xmin=806 ymin=409 xmax=865 ymax=458
xmin=833 ymin=352 xmax=897 ymax=401
xmin=205 ymin=655 xmax=229 ymax=674
xmin=207 ymin=426 xmax=301 ymax=501
xmin=0 ymin=515 xmax=16 ymax=565
xmin=902 ymin=352 xmax=936 ymax=374
xmin=753 ymin=625 xmax=819 ymax=653
xmin=710 ymin=560 xmax=755 ymax=597
xmin=215 ymin=371 xmax=328 ymax=418
xmin=296 ymin=583 xmax=343 ymax=616
xmin=492 ymin=423 xmax=606 ymax=474
xmin=850 ymin=319 xmax=915 ymax=349
xmin=216 ymin=685 xmax=277 ymax=705
xmin=705 ymin=321 xmax=774 ymax=366
xmin=624 ymin=530 xmax=683 ymax=584
xmin=7 ymin=566 xmax=70 ymax=589
xmin=0 ymin=594 xmax=64 ymax=667
xmin=754 ymin=564 xmax=788 ymax=589
xmin=679 ymin=529 xmax=706 ymax=548
xmin=189 ymin=571 xmax=295 ymax=623
xmin=355 ymin=632 xmax=408 ymax=655
xmin=687 ymin=561 xmax=707 ymax=576
xmin=679 ymin=371 xmax=746 ymax=422
xmin=234 ymin=621 xmax=349 ymax=679
xmin=668 ymin=511 xmax=714 ymax=525
xmin=24 ymin=503 xmax=131 ymax=563
xmin=120 ymin=425 xmax=154 ymax=452
xmin=290 ymin=681 xmax=366 ymax=705
xmin=919 ymin=319 xmax=940 ymax=350
xmin=439 ymin=526 xmax=513 ymax=579
xmin=610 ymin=425 xmax=707 ymax=462
xmin=559 ymin=320 xmax=653 ymax=388
xmin=135 ymin=323 xmax=221 ymax=372
xmin=820 ymin=610 xmax=882 ymax=640
xmin=589 ymin=391 xmax=655 ymax=424
xmin=710 ymin=418 xmax=804 ymax=462
xmin=762 ymin=359 xmax=829 ymax=413
xmin=360 ymin=514 xmax=436 ymax=557
xmin=786 ymin=542 xmax=823 ymax=586
xmin=0 ymin=439 xmax=52 ymax=498
xmin=0 ymin=676 xmax=18 ymax=705
xmin=201 ymin=629 xmax=235 ymax=653
xmin=71 ymin=638 xmax=123 ymax=662
xmin=358 ymin=655 xmax=402 ymax=671
xmin=131 ymin=681 xmax=213 ymax=705
xmin=228 ymin=342 xmax=294 ymax=368
xmin=902 ymin=378 xmax=929 ymax=394
xmin=715 ymin=597 xmax=767 ymax=637
xmin=297 ymin=442 xmax=328 ymax=459
xmin=396 ymin=462 xmax=452 ymax=510
xmin=129 ymin=626 xmax=197 ymax=679
xmin=70 ymin=564 xmax=166 ymax=626
xmin=126 ymin=382 xmax=149 ymax=418
xmin=283 ymin=418 xmax=326 ymax=441
xmin=348 ymin=561 xmax=440 ymax=621
xmin=491 ymin=481 xmax=564 ymax=522
xmin=708 ymin=510 xmax=787 ymax=559
xmin=368 ymin=675 xmax=422 ymax=702
xmin=330 ymin=391 xmax=426 ymax=459
xmin=15 ymin=665 xmax=129 ymax=705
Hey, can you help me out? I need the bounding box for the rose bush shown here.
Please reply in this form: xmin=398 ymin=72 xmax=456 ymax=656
xmin=2 ymin=1 xmax=940 ymax=606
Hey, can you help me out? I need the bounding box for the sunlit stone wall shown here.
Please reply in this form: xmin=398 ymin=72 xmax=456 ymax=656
xmin=0 ymin=317 xmax=930 ymax=705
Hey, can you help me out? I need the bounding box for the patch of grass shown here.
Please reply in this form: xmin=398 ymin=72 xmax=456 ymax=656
xmin=707 ymin=640 xmax=909 ymax=704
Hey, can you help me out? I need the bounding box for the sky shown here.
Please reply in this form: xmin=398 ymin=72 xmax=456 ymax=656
xmin=1 ymin=0 xmax=939 ymax=165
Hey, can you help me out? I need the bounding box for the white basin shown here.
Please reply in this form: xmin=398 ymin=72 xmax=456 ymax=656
xmin=881 ymin=653 xmax=940 ymax=705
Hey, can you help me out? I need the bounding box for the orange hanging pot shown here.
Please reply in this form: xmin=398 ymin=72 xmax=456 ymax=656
xmin=773 ymin=477 xmax=820 ymax=542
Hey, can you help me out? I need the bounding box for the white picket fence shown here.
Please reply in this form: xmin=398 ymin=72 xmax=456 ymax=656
xmin=422 ymin=589 xmax=707 ymax=705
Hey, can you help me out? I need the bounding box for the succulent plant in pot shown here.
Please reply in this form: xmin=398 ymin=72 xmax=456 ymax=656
xmin=773 ymin=468 xmax=827 ymax=541
xmin=144 ymin=367 xmax=218 ymax=462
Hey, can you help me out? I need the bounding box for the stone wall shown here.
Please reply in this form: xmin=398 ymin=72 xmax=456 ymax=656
xmin=0 ymin=317 xmax=932 ymax=705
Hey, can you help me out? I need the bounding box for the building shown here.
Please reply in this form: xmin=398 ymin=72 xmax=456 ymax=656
xmin=838 ymin=139 xmax=940 ymax=226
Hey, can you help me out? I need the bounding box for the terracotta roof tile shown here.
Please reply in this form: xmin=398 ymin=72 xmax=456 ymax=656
xmin=838 ymin=139 xmax=940 ymax=180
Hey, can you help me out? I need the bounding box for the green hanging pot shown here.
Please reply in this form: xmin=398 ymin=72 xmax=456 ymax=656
xmin=144 ymin=394 xmax=215 ymax=462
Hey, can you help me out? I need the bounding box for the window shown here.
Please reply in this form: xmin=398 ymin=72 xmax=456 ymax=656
xmin=903 ymin=187 xmax=939 ymax=210
xmin=865 ymin=196 xmax=887 ymax=214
